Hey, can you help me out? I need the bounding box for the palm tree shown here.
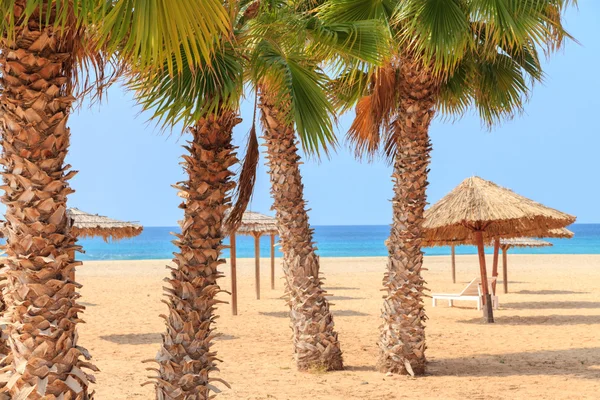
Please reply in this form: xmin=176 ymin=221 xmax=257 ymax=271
xmin=132 ymin=1 xmax=386 ymax=375
xmin=251 ymin=5 xmax=387 ymax=370
xmin=0 ymin=1 xmax=230 ymax=397
xmin=322 ymin=0 xmax=575 ymax=375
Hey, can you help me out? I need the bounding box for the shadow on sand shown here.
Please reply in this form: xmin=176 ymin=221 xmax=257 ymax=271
xmin=458 ymin=314 xmax=600 ymax=326
xmin=428 ymin=347 xmax=600 ymax=380
xmin=502 ymin=301 xmax=600 ymax=310
xmin=515 ymin=290 xmax=589 ymax=295
xmin=329 ymin=296 xmax=366 ymax=301
xmin=260 ymin=309 xmax=369 ymax=318
xmin=323 ymin=286 xmax=360 ymax=291
xmin=100 ymin=333 xmax=238 ymax=345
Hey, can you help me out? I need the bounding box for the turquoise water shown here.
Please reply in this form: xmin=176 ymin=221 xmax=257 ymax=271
xmin=70 ymin=224 xmax=599 ymax=261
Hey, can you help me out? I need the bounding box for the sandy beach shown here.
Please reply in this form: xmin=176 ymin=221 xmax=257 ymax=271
xmin=76 ymin=254 xmax=600 ymax=399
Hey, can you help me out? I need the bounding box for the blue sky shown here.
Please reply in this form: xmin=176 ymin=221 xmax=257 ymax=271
xmin=6 ymin=2 xmax=598 ymax=227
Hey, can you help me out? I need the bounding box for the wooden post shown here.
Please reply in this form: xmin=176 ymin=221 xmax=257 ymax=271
xmin=270 ymin=233 xmax=275 ymax=290
xmin=254 ymin=233 xmax=261 ymax=300
xmin=491 ymin=238 xmax=500 ymax=295
xmin=231 ymin=233 xmax=238 ymax=316
xmin=451 ymin=244 xmax=456 ymax=283
xmin=502 ymin=246 xmax=509 ymax=294
xmin=474 ymin=231 xmax=494 ymax=323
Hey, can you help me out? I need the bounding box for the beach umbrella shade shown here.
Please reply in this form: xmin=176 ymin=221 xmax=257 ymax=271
xmin=423 ymin=176 xmax=575 ymax=322
xmin=224 ymin=211 xmax=278 ymax=315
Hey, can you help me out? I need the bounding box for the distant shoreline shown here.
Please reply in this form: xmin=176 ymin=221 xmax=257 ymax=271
xmin=72 ymin=253 xmax=600 ymax=263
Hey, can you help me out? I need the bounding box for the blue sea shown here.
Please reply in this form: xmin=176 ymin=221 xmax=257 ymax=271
xmin=69 ymin=224 xmax=600 ymax=261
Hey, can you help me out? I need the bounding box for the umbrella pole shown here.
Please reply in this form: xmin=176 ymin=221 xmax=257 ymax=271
xmin=451 ymin=244 xmax=456 ymax=283
xmin=270 ymin=233 xmax=275 ymax=290
xmin=474 ymin=231 xmax=494 ymax=323
xmin=231 ymin=233 xmax=238 ymax=316
xmin=502 ymin=246 xmax=508 ymax=294
xmin=491 ymin=238 xmax=500 ymax=295
xmin=254 ymin=233 xmax=261 ymax=300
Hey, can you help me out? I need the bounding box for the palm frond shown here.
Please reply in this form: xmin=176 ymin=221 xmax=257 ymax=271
xmin=394 ymin=0 xmax=471 ymax=76
xmin=330 ymin=66 xmax=371 ymax=113
xmin=317 ymin=0 xmax=396 ymax=24
xmin=346 ymin=63 xmax=398 ymax=161
xmin=255 ymin=40 xmax=336 ymax=155
xmin=306 ymin=19 xmax=390 ymax=65
xmin=472 ymin=52 xmax=530 ymax=126
xmin=129 ymin=43 xmax=244 ymax=130
xmin=96 ymin=0 xmax=231 ymax=74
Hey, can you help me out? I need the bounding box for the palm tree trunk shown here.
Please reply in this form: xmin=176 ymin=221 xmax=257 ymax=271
xmin=377 ymin=55 xmax=438 ymax=376
xmin=152 ymin=112 xmax=239 ymax=399
xmin=259 ymin=92 xmax=343 ymax=371
xmin=0 ymin=7 xmax=97 ymax=398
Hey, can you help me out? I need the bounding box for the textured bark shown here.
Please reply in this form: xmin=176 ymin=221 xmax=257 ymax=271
xmin=259 ymin=91 xmax=343 ymax=371
xmin=0 ymin=4 xmax=97 ymax=398
xmin=0 ymin=280 xmax=10 ymax=392
xmin=377 ymin=55 xmax=438 ymax=376
xmin=150 ymin=113 xmax=239 ymax=399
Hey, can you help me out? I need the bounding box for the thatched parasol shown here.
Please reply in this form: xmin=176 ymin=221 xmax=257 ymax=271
xmin=180 ymin=188 xmax=280 ymax=315
xmin=1 ymin=208 xmax=142 ymax=282
xmin=499 ymin=238 xmax=553 ymax=294
xmin=226 ymin=211 xmax=278 ymax=316
xmin=424 ymin=176 xmax=575 ymax=323
xmin=0 ymin=207 xmax=143 ymax=241
xmin=66 ymin=208 xmax=143 ymax=241
xmin=543 ymin=227 xmax=574 ymax=239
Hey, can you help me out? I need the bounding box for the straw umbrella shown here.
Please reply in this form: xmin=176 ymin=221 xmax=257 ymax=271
xmin=1 ymin=207 xmax=143 ymax=280
xmin=66 ymin=208 xmax=143 ymax=241
xmin=424 ymin=176 xmax=575 ymax=322
xmin=0 ymin=207 xmax=143 ymax=240
xmin=0 ymin=208 xmax=142 ymax=383
xmin=498 ymin=238 xmax=552 ymax=294
xmin=226 ymin=211 xmax=278 ymax=315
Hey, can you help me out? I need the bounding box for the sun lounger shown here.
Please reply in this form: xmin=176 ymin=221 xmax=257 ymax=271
xmin=431 ymin=278 xmax=499 ymax=310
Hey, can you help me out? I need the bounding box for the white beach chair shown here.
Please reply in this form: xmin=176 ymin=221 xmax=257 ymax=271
xmin=431 ymin=278 xmax=499 ymax=310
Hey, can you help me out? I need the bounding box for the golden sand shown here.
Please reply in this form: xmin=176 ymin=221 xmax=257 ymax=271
xmin=77 ymin=254 xmax=600 ymax=399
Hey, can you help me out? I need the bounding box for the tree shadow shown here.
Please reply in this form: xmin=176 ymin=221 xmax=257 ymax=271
xmin=259 ymin=309 xmax=369 ymax=318
xmin=259 ymin=311 xmax=289 ymax=318
xmin=428 ymin=347 xmax=600 ymax=380
xmin=458 ymin=314 xmax=600 ymax=326
xmin=100 ymin=333 xmax=161 ymax=345
xmin=502 ymin=301 xmax=600 ymax=310
xmin=345 ymin=365 xmax=377 ymax=372
xmin=80 ymin=302 xmax=97 ymax=307
xmin=101 ymin=332 xmax=238 ymax=345
xmin=335 ymin=310 xmax=369 ymax=317
xmin=323 ymin=286 xmax=360 ymax=291
xmin=515 ymin=290 xmax=589 ymax=295
xmin=329 ymin=296 xmax=366 ymax=301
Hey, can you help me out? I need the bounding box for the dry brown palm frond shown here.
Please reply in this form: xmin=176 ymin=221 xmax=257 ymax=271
xmin=226 ymin=121 xmax=259 ymax=232
xmin=347 ymin=63 xmax=399 ymax=161
xmin=347 ymin=95 xmax=381 ymax=158
xmin=370 ymin=63 xmax=399 ymax=127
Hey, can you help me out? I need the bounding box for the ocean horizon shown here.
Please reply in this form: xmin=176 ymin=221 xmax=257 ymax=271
xmin=68 ymin=223 xmax=599 ymax=261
